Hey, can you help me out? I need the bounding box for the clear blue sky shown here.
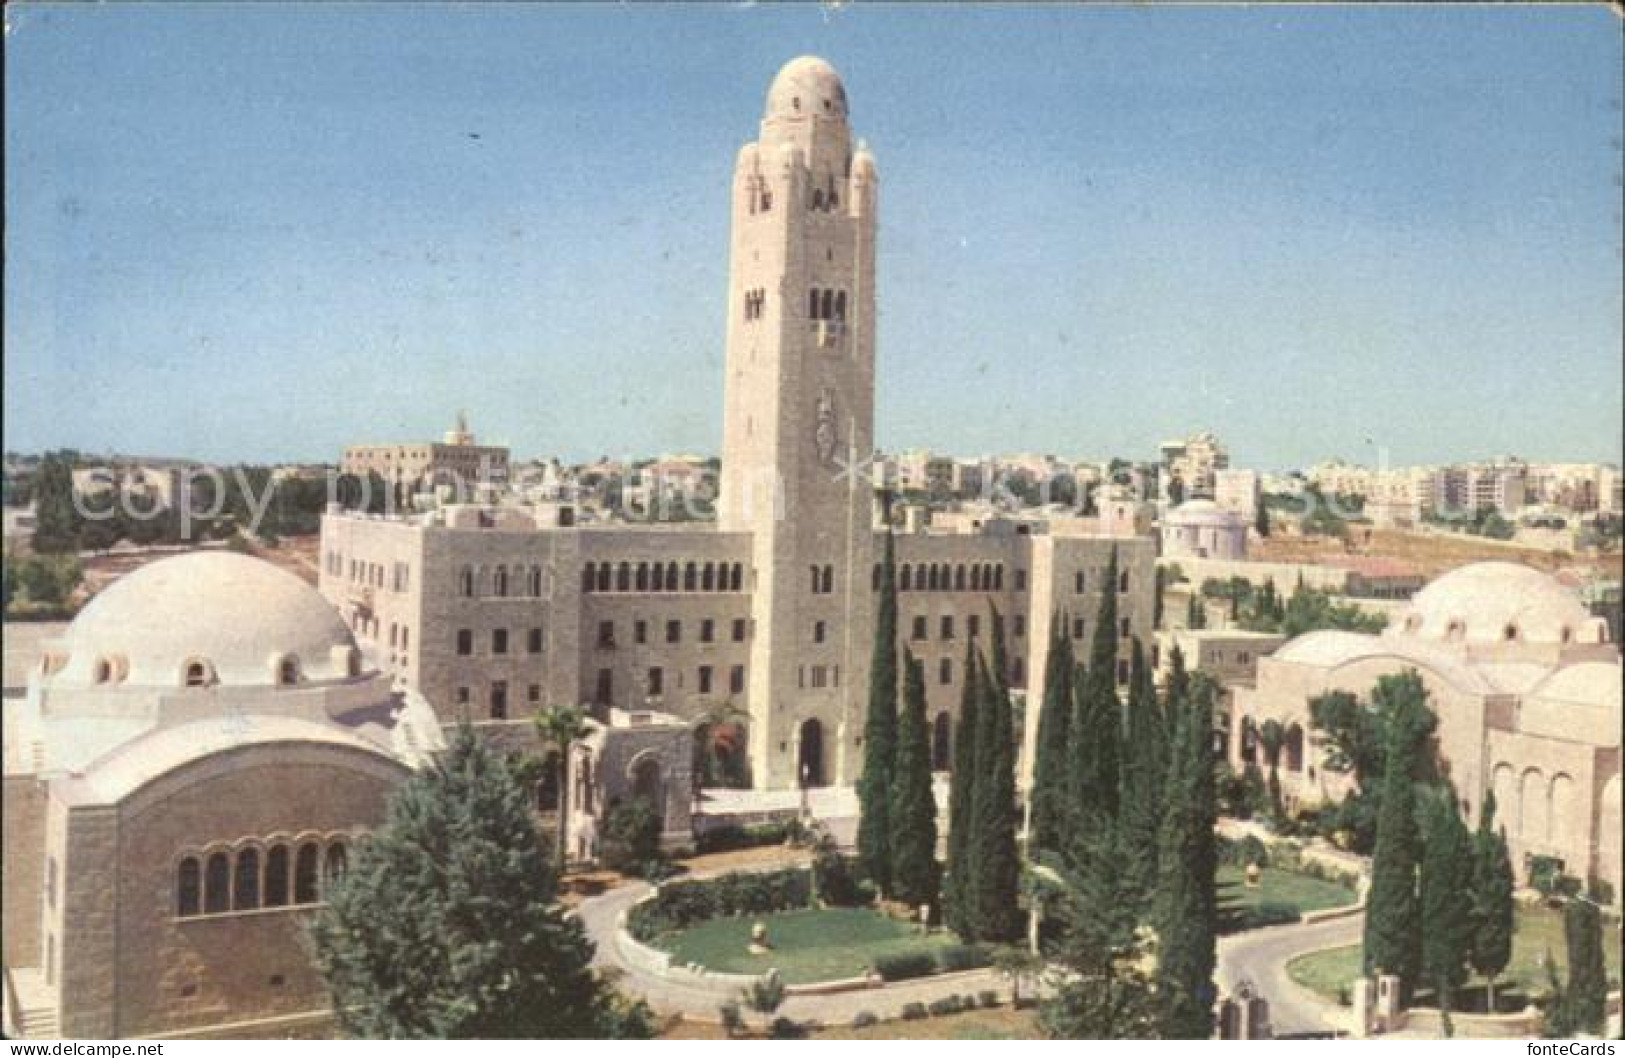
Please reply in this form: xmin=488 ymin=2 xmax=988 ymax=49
xmin=5 ymin=3 xmax=1621 ymax=470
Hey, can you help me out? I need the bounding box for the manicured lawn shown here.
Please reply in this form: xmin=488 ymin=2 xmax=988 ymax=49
xmin=1287 ymin=904 xmax=1623 ymax=1009
xmin=1217 ymin=865 xmax=1358 ymax=914
xmin=652 ymin=907 xmax=959 ymax=985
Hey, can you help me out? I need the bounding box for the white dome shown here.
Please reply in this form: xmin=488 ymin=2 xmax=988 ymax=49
xmin=52 ymin=551 xmax=360 ymax=689
xmin=1166 ymin=499 xmax=1242 ymax=527
xmin=765 ymin=56 xmax=848 ymax=122
xmin=1387 ymin=561 xmax=1606 ymax=647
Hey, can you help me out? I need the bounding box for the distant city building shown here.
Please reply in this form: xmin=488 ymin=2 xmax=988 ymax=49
xmin=1213 ymin=468 xmax=1261 ymax=525
xmin=1160 ymin=499 xmax=1248 ymax=560
xmin=341 ymin=412 xmax=510 ymax=504
xmin=1160 ymin=431 xmax=1229 ymax=501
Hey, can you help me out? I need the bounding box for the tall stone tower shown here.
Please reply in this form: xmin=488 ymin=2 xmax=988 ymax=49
xmin=719 ymin=57 xmax=878 ymax=790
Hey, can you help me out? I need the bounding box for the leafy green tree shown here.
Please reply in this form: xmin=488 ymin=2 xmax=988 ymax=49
xmin=534 ymin=704 xmax=591 ymax=873
xmin=944 ymin=642 xmax=982 ymax=937
xmin=1361 ymin=672 xmax=1435 ymax=996
xmin=1469 ymin=792 xmax=1515 ymax=1012
xmin=1418 ymin=786 xmax=1475 ymax=1034
xmin=32 ymin=452 xmax=81 ymax=554
xmin=889 ymin=651 xmax=940 ymax=909
xmin=1030 ymin=616 xmax=1076 ymax=857
xmin=858 ymin=498 xmax=900 ymax=894
xmin=1151 ymin=676 xmax=1219 ymax=1039
xmin=969 ymin=619 xmax=1022 ymax=943
xmin=310 ymin=726 xmax=647 ymax=1038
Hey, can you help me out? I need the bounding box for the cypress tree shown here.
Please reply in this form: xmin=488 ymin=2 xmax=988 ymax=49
xmin=889 ymin=651 xmax=940 ymax=910
xmin=1419 ymin=787 xmax=1475 ymax=1033
xmin=1470 ymin=792 xmax=1515 ymax=1012
xmin=1186 ymin=592 xmax=1206 ymax=629
xmin=944 ymin=642 xmax=982 ymax=937
xmin=1030 ymin=614 xmax=1076 ymax=857
xmin=1554 ymin=898 xmax=1608 ymax=1037
xmin=857 ymin=499 xmax=900 ymax=894
xmin=1075 ymin=548 xmax=1122 ymax=825
xmin=1152 ymin=676 xmax=1218 ymax=1039
xmin=1161 ymin=645 xmax=1190 ymax=785
xmin=310 ymin=726 xmax=646 ymax=1038
xmin=1362 ymin=673 xmax=1431 ymax=995
xmin=970 ymin=622 xmax=1022 ymax=943
xmin=1118 ymin=637 xmax=1161 ymax=908
xmin=1255 ymin=500 xmax=1271 ymax=538
xmin=32 ymin=452 xmax=82 ymax=555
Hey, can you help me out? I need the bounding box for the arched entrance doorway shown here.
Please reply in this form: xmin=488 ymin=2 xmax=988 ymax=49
xmin=932 ymin=712 xmax=952 ymax=772
xmin=631 ymin=753 xmax=666 ymax=823
xmin=798 ymin=718 xmax=825 ymax=788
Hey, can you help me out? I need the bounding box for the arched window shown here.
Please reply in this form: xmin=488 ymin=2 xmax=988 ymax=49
xmin=264 ymin=845 xmax=290 ymax=907
xmin=899 ymin=564 xmax=912 ymax=592
xmin=928 ymin=565 xmax=940 ymax=591
xmin=582 ymin=564 xmax=595 ymax=593
xmin=730 ymin=563 xmax=744 ymax=591
xmin=809 ymin=289 xmax=821 ymax=319
xmin=323 ymin=842 xmax=348 ymax=892
xmin=529 ymin=566 xmax=543 ymax=596
xmin=821 ymin=565 xmax=834 ymax=594
xmin=177 ymin=857 xmax=201 ymax=917
xmin=810 ymin=565 xmax=821 ymax=593
xmin=955 ymin=565 xmax=966 ymax=591
xmin=459 ymin=566 xmax=475 ymax=597
xmin=820 ymin=289 xmax=834 ymax=321
xmin=636 ymin=563 xmax=649 ymax=591
xmin=596 ymin=563 xmax=612 ymax=593
xmin=204 ymin=852 xmax=230 ymax=914
xmin=233 ymin=847 xmax=261 ymax=911
xmin=915 ymin=566 xmax=928 ymax=592
xmin=276 ymin=656 xmax=299 ymax=686
xmin=702 ymin=563 xmax=716 ymax=591
xmin=1503 ymin=623 xmax=1519 ymax=642
xmin=971 ymin=566 xmax=982 ymax=591
xmin=498 ymin=566 xmax=512 ymax=597
xmin=93 ymin=658 xmax=112 ymax=685
xmin=666 ymin=562 xmax=680 ymax=592
xmin=994 ymin=565 xmax=1005 ymax=591
xmin=294 ymin=842 xmax=320 ymax=904
xmin=835 ymin=291 xmax=847 ymax=321
xmin=684 ymin=562 xmax=698 ymax=591
xmin=616 ymin=562 xmax=631 ymax=592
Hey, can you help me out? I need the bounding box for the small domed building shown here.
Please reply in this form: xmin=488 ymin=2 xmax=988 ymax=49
xmin=1229 ymin=561 xmax=1621 ymax=903
xmin=1 ymin=552 xmax=442 ymax=1039
xmin=1161 ymin=499 xmax=1249 ymax=560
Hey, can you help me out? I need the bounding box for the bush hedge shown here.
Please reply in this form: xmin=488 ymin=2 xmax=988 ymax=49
xmin=935 ymin=943 xmax=993 ymax=973
xmin=873 ymin=952 xmax=938 ymax=982
xmin=694 ymin=820 xmax=805 ymax=855
xmin=628 ymin=867 xmax=813 ymax=940
xmin=900 ymin=1002 xmax=928 ymax=1021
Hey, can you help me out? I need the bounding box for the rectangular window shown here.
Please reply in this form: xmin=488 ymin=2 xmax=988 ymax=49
xmin=699 ymin=665 xmax=714 ymax=694
xmin=1013 ymin=615 xmax=1026 ymax=638
xmin=939 ymin=658 xmax=952 ymax=685
xmin=597 ymin=621 xmax=615 ymax=648
xmin=811 ymin=665 xmax=828 ymax=688
xmin=1119 ymin=617 xmax=1130 ymax=638
xmin=528 ymin=627 xmax=543 ymax=654
xmin=648 ymin=667 xmax=664 ymax=696
xmin=1073 ymin=618 xmax=1086 ymax=639
xmin=732 ymin=618 xmax=748 ymax=642
xmin=912 ymin=615 xmax=928 ymax=640
xmin=1075 ymin=571 xmax=1086 ymax=594
xmin=701 ymin=619 xmax=715 ymax=643
xmin=814 ymin=620 xmax=827 ymax=644
xmin=456 ymin=629 xmax=473 ymax=656
xmin=940 ymin=615 xmax=954 ymax=640
xmin=490 ymin=680 xmax=508 ymax=720
xmin=666 ymin=619 xmax=681 ymax=644
xmin=634 ymin=619 xmax=648 ymax=645
xmin=528 ymin=684 xmax=541 ymax=703
xmin=968 ymin=614 xmax=981 ymax=638
xmin=492 ymin=628 xmax=508 ymax=655
xmin=595 ymin=669 xmax=613 ymax=705
xmin=456 ymin=686 xmax=470 ymax=705
xmin=1116 ymin=659 xmax=1130 ymax=685
xmin=730 ymin=665 xmax=746 ymax=693
xmin=1015 ymin=569 xmax=1028 ymax=591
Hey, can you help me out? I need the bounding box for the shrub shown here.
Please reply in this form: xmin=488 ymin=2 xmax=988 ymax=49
xmin=850 ymin=1010 xmax=879 ymax=1029
xmin=717 ymin=1001 xmax=743 ymax=1038
xmin=927 ymin=996 xmax=963 ymax=1017
xmin=601 ymin=797 xmax=664 ymax=873
xmin=1528 ymin=855 xmax=1566 ymax=896
xmin=812 ymin=834 xmax=864 ymax=908
xmin=1221 ymin=834 xmax=1269 ymax=868
xmin=977 ymin=990 xmax=1000 ymax=1009
xmin=743 ymin=973 xmax=786 ymax=1015
xmin=695 ymin=820 xmax=806 ymax=855
xmin=769 ymin=1017 xmax=805 ymax=1039
xmin=935 ymin=943 xmax=993 ymax=973
xmin=627 ymin=867 xmax=813 ymax=940
xmin=900 ymin=1002 xmax=928 ymax=1021
xmin=1244 ymin=901 xmax=1301 ymax=930
xmin=873 ymin=952 xmax=938 ymax=982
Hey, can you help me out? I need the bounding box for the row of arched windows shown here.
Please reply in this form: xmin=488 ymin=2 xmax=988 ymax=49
xmin=809 ymin=564 xmax=835 ymax=595
xmin=1492 ymin=763 xmax=1579 ymax=848
xmin=176 ymin=837 xmax=350 ymax=918
xmin=810 ymin=178 xmax=840 ymax=213
xmin=808 ymin=288 xmax=847 ymax=322
xmin=873 ymin=562 xmax=1007 ymax=593
xmin=458 ymin=564 xmax=545 ymax=599
xmin=582 ymin=560 xmax=745 ymax=595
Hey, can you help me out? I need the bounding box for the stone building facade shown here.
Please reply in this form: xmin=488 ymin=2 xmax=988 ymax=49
xmin=318 ymin=57 xmax=1158 ymax=793
xmin=341 ymin=412 xmax=510 ymax=501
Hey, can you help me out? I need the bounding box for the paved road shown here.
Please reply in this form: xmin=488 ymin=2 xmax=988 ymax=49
xmin=1215 ymin=910 xmax=1362 ymax=1037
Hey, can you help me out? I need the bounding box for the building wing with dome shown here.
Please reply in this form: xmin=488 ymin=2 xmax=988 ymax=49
xmin=1229 ymin=561 xmax=1621 ymax=904
xmin=1 ymin=552 xmax=445 ymax=1038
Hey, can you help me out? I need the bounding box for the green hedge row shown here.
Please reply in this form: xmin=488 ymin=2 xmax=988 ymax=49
xmin=628 ymin=868 xmax=813 ymax=940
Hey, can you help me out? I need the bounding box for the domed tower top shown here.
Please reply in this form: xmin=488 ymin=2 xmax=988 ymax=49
xmin=765 ymin=56 xmax=849 ymax=124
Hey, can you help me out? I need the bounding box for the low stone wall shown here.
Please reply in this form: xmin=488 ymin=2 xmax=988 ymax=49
xmin=1398 ymin=1005 xmax=1543 ymax=1039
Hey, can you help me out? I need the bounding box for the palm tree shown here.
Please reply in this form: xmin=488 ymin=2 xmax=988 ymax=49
xmin=534 ymin=704 xmax=592 ymax=873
